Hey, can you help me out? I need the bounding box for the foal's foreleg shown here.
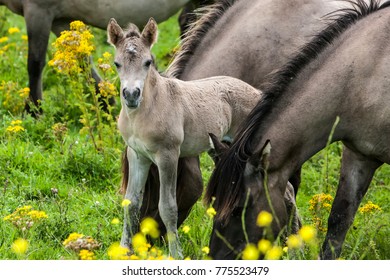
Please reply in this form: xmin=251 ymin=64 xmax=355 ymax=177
xmin=120 ymin=147 xmax=151 ymax=249
xmin=321 ymin=146 xmax=381 ymax=259
xmin=155 ymin=149 xmax=182 ymax=259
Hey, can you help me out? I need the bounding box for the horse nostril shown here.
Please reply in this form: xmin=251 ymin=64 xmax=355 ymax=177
xmin=122 ymin=87 xmax=129 ymax=96
xmin=133 ymin=87 xmax=141 ymax=98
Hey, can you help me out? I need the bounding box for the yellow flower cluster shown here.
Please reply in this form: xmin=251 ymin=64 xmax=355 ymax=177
xmin=8 ymin=27 xmax=21 ymax=34
xmin=98 ymin=80 xmax=117 ymax=97
xmin=359 ymin=201 xmax=382 ymax=214
xmin=62 ymin=232 xmax=100 ymax=253
xmin=206 ymin=207 xmax=217 ymax=218
xmin=98 ymin=52 xmax=114 ymax=74
xmin=309 ymin=193 xmax=334 ymax=232
xmin=242 ymin=240 xmax=283 ymax=260
xmin=108 ymin=217 xmax=174 ymax=260
xmin=1 ymin=81 xmax=30 ymax=115
xmin=241 ymin=211 xmax=318 ymax=260
xmin=6 ymin=119 xmax=25 ymax=134
xmin=79 ymin=249 xmax=95 ymax=260
xmin=3 ymin=205 xmax=47 ymax=231
xmin=48 ymin=20 xmax=94 ymax=74
xmin=309 ymin=193 xmax=333 ymax=212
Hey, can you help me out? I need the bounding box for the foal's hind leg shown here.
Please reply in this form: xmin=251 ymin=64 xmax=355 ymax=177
xmin=321 ymin=146 xmax=381 ymax=259
xmin=121 ymin=148 xmax=151 ymax=249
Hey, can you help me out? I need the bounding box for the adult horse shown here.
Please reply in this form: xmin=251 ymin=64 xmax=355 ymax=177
xmin=0 ymin=0 xmax=198 ymax=108
xmin=206 ymin=0 xmax=390 ymax=259
xmin=129 ymin=0 xmax=340 ymax=240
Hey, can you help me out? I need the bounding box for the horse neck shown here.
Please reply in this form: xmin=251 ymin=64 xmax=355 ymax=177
xmin=254 ymin=63 xmax=344 ymax=185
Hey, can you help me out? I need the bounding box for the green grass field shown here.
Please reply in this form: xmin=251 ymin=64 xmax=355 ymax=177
xmin=0 ymin=6 xmax=389 ymax=260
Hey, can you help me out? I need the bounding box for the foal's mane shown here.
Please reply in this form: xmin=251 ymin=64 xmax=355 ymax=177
xmin=166 ymin=0 xmax=237 ymax=78
xmin=205 ymin=0 xmax=390 ymax=222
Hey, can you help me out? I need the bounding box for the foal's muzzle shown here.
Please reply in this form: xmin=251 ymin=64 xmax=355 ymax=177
xmin=122 ymin=87 xmax=141 ymax=108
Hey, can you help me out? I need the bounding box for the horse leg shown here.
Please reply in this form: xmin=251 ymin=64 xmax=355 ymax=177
xmin=120 ymin=147 xmax=151 ymax=249
xmin=321 ymin=146 xmax=382 ymax=259
xmin=155 ymin=149 xmax=183 ymax=259
xmin=176 ymin=157 xmax=203 ymax=227
xmin=23 ymin=5 xmax=54 ymax=111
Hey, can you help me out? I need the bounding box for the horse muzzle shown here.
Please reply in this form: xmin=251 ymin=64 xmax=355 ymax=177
xmin=122 ymin=87 xmax=141 ymax=109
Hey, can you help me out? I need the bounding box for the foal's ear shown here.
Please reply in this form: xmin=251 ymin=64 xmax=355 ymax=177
xmin=141 ymin=17 xmax=158 ymax=47
xmin=107 ymin=18 xmax=124 ymax=46
xmin=247 ymin=140 xmax=272 ymax=173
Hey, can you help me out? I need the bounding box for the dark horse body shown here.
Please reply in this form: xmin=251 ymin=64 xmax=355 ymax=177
xmin=206 ymin=0 xmax=390 ymax=259
xmin=0 ymin=0 xmax=209 ymax=108
xmin=130 ymin=0 xmax=340 ymax=236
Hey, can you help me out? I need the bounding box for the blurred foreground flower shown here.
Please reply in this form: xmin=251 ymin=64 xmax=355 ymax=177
xmin=242 ymin=243 xmax=259 ymax=260
xmin=256 ymin=211 xmax=273 ymax=227
xmin=140 ymin=217 xmax=160 ymax=239
xmin=11 ymin=238 xmax=29 ymax=255
xmin=298 ymin=225 xmax=317 ymax=243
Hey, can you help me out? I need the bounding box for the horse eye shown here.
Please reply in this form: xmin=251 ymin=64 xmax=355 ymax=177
xmin=114 ymin=62 xmax=121 ymax=68
xmin=144 ymin=59 xmax=153 ymax=68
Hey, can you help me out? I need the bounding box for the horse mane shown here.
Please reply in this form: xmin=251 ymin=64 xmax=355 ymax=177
xmin=205 ymin=0 xmax=390 ymax=222
xmin=166 ymin=0 xmax=237 ymax=78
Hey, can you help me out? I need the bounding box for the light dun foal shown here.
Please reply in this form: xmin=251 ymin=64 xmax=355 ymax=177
xmin=107 ymin=18 xmax=261 ymax=258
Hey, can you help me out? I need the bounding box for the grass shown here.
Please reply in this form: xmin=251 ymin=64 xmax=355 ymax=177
xmin=0 ymin=6 xmax=389 ymax=260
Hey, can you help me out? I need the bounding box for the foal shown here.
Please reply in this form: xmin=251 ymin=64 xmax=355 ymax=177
xmin=108 ymin=18 xmax=261 ymax=258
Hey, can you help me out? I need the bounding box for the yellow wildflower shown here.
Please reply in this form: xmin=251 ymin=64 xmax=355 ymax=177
xmin=359 ymin=201 xmax=382 ymax=214
xmin=103 ymin=52 xmax=112 ymax=59
xmin=286 ymin=234 xmax=303 ymax=249
xmin=121 ymin=199 xmax=131 ymax=207
xmin=264 ymin=246 xmax=283 ymax=260
xmin=258 ymin=239 xmax=272 ymax=254
xmin=21 ymin=35 xmax=28 ymax=41
xmin=19 ymin=87 xmax=30 ymax=98
xmin=256 ymin=211 xmax=273 ymax=227
xmin=79 ymin=249 xmax=95 ymax=260
xmin=140 ymin=217 xmax=160 ymax=239
xmin=182 ymin=225 xmax=190 ymax=234
xmin=63 ymin=232 xmax=84 ymax=246
xmin=202 ymin=246 xmax=210 ymax=255
xmin=11 ymin=238 xmax=29 ymax=255
xmin=98 ymin=80 xmax=117 ymax=97
xmin=242 ymin=243 xmax=259 ymax=260
xmin=49 ymin=20 xmax=94 ymax=74
xmin=107 ymin=242 xmax=130 ymax=260
xmin=132 ymin=233 xmax=148 ymax=251
xmin=298 ymin=225 xmax=317 ymax=243
xmin=0 ymin=37 xmax=8 ymax=43
xmin=111 ymin=218 xmax=120 ymax=225
xmin=206 ymin=207 xmax=217 ymax=218
xmin=8 ymin=27 xmax=21 ymax=34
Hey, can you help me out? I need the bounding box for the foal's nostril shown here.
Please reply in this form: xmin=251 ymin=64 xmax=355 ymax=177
xmin=132 ymin=87 xmax=141 ymax=98
xmin=122 ymin=87 xmax=130 ymax=97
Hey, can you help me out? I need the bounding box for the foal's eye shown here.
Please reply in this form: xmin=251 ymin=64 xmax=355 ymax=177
xmin=114 ymin=62 xmax=121 ymax=68
xmin=144 ymin=59 xmax=153 ymax=68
